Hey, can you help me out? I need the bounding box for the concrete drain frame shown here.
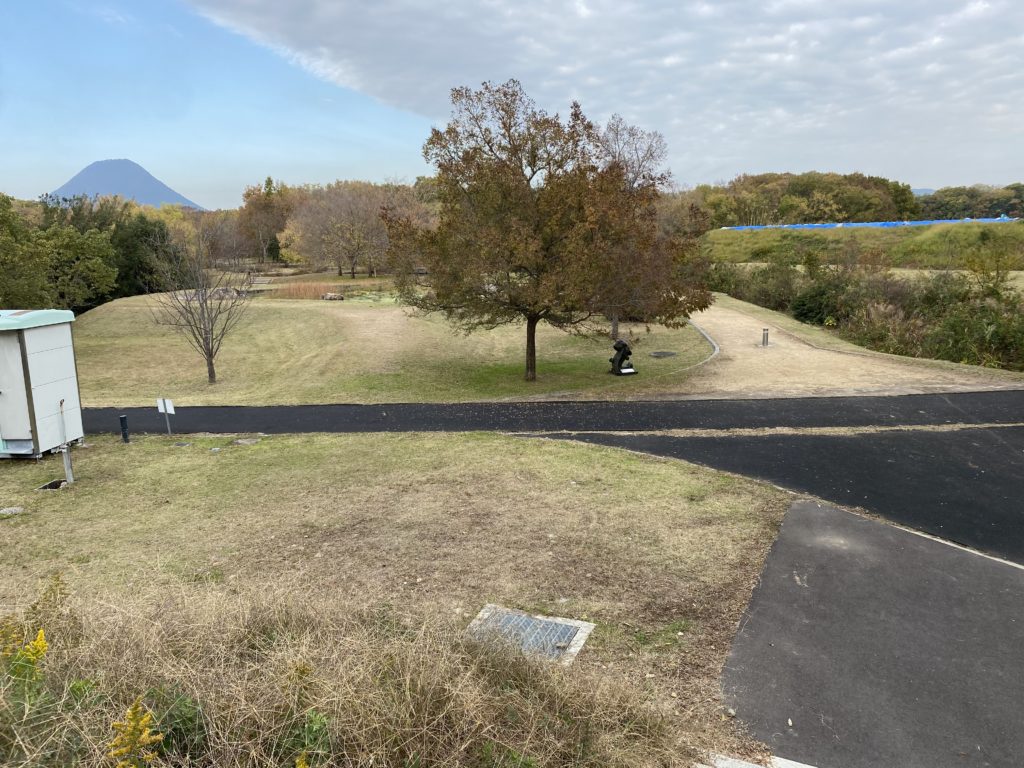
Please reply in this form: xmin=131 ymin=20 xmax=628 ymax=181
xmin=467 ymin=604 xmax=596 ymax=665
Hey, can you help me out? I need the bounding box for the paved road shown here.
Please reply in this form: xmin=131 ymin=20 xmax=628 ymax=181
xmin=83 ymin=389 xmax=1024 ymax=435
xmin=550 ymin=426 xmax=1024 ymax=564
xmin=723 ymin=500 xmax=1024 ymax=768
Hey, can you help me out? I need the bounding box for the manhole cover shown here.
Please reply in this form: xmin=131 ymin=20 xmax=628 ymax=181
xmin=649 ymin=350 xmax=677 ymax=358
xmin=467 ymin=604 xmax=595 ymax=664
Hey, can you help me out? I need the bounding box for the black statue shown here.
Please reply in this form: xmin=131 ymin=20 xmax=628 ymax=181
xmin=610 ymin=339 xmax=637 ymax=375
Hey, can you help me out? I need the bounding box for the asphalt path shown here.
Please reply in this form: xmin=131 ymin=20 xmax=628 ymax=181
xmin=83 ymin=389 xmax=1024 ymax=435
xmin=722 ymin=500 xmax=1024 ymax=768
xmin=549 ymin=426 xmax=1024 ymax=564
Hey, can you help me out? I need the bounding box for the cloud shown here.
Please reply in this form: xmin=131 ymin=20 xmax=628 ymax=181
xmin=80 ymin=3 xmax=135 ymax=26
xmin=185 ymin=0 xmax=1024 ymax=185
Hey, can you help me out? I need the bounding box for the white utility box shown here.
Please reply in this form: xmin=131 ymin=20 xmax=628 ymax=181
xmin=0 ymin=309 xmax=84 ymax=458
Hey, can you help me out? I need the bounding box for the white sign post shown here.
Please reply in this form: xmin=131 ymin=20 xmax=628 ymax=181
xmin=157 ymin=398 xmax=176 ymax=436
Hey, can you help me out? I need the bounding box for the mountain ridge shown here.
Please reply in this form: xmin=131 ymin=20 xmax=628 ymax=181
xmin=52 ymin=159 xmax=204 ymax=209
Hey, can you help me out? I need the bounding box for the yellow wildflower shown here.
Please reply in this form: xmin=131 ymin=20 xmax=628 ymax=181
xmin=108 ymin=697 xmax=164 ymax=768
xmin=296 ymin=751 xmax=310 ymax=768
xmin=22 ymin=629 xmax=48 ymax=664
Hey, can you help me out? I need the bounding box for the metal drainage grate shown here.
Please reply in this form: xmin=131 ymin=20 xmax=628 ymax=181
xmin=649 ymin=350 xmax=678 ymax=358
xmin=467 ymin=604 xmax=595 ymax=665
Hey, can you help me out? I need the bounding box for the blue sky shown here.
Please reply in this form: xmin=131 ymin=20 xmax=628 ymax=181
xmin=0 ymin=1 xmax=432 ymax=209
xmin=2 ymin=1 xmax=1022 ymax=209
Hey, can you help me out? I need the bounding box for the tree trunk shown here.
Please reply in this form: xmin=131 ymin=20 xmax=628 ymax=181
xmin=206 ymin=355 xmax=217 ymax=384
xmin=610 ymin=311 xmax=620 ymax=341
xmin=350 ymin=264 xmax=357 ymax=279
xmin=525 ymin=316 xmax=539 ymax=381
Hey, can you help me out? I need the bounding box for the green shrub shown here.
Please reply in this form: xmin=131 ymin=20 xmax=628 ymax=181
xmin=717 ymin=254 xmax=1024 ymax=371
xmin=791 ymin=274 xmax=850 ymax=325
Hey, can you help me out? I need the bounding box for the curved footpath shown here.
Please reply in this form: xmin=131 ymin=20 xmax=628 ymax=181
xmin=82 ymin=388 xmax=1024 ymax=435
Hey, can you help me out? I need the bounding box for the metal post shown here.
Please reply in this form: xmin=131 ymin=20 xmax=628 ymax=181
xmin=762 ymin=328 xmax=769 ymax=347
xmin=164 ymin=410 xmax=172 ymax=436
xmin=58 ymin=400 xmax=74 ymax=485
xmin=119 ymin=414 xmax=130 ymax=443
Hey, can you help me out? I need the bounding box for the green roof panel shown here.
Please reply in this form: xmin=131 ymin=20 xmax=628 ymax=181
xmin=0 ymin=309 xmax=76 ymax=331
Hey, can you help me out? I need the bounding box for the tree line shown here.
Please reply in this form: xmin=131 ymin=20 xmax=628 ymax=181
xmin=0 ymin=188 xmax=278 ymax=310
xmin=5 ymin=162 xmax=1017 ymax=317
xmin=667 ymin=173 xmax=1024 ymax=229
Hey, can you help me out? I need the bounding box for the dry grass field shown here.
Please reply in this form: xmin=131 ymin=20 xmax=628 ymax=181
xmin=0 ymin=432 xmax=788 ymax=764
xmin=73 ymin=294 xmax=711 ymax=406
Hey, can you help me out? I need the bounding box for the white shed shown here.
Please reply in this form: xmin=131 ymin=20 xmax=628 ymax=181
xmin=0 ymin=309 xmax=84 ymax=458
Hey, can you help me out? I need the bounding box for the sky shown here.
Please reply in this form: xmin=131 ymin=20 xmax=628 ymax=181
xmin=1 ymin=0 xmax=1022 ymax=210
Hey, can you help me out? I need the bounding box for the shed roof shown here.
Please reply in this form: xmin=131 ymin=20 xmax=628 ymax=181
xmin=0 ymin=309 xmax=76 ymax=332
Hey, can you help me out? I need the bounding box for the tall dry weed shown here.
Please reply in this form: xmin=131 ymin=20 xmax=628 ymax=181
xmin=2 ymin=584 xmax=690 ymax=767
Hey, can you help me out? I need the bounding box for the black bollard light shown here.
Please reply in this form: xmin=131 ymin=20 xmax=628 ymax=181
xmin=119 ymin=414 xmax=130 ymax=444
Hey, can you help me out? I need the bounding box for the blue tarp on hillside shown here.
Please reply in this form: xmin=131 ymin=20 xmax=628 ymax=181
xmin=722 ymin=215 xmax=1018 ymax=231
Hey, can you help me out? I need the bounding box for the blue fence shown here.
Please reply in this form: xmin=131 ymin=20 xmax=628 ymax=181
xmin=722 ymin=215 xmax=1018 ymax=231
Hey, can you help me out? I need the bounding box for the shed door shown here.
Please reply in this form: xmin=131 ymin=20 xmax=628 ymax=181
xmin=0 ymin=333 xmax=31 ymax=440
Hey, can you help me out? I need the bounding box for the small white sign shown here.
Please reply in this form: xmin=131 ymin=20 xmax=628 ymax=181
xmin=157 ymin=398 xmax=176 ymax=414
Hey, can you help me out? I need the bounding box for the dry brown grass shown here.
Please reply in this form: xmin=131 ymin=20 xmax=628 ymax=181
xmin=271 ymin=280 xmax=394 ymax=300
xmin=0 ymin=433 xmax=788 ymax=765
xmin=682 ymin=295 xmax=1024 ymax=399
xmin=3 ymin=583 xmax=689 ymax=767
xmin=72 ymin=297 xmax=710 ymax=406
xmin=271 ymin=281 xmax=342 ymax=300
xmin=548 ymin=422 xmax=1024 ymax=439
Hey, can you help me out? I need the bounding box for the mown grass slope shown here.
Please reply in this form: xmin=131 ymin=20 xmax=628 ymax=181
xmin=705 ymin=220 xmax=1024 ymax=268
xmin=73 ymin=295 xmax=710 ymax=406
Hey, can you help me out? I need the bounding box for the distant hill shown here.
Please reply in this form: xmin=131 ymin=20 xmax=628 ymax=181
xmin=51 ymin=159 xmax=204 ymax=209
xmin=911 ymin=188 xmax=936 ymax=197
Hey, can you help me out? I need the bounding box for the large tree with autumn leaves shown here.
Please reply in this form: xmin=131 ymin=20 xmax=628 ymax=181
xmin=386 ymin=80 xmax=710 ymax=381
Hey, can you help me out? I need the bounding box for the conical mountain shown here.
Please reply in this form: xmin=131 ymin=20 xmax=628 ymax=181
xmin=52 ymin=159 xmax=204 ymax=209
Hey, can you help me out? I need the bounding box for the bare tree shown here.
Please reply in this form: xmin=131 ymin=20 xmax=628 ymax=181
xmin=151 ymin=213 xmax=252 ymax=384
xmin=594 ymin=114 xmax=702 ymax=341
xmin=283 ymin=181 xmax=425 ymax=278
xmin=598 ymin=114 xmax=670 ymax=190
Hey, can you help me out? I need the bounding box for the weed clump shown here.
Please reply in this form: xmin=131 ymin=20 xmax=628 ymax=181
xmin=709 ymin=242 xmax=1024 ymax=370
xmin=1 ymin=584 xmax=691 ymax=767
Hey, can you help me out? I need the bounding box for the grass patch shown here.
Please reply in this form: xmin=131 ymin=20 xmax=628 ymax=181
xmin=891 ymin=267 xmax=1024 ymax=292
xmin=272 ymin=278 xmax=394 ymax=299
xmin=706 ymin=220 xmax=1024 ymax=269
xmin=0 ymin=433 xmax=787 ymax=762
xmin=73 ymin=296 xmax=711 ymax=406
